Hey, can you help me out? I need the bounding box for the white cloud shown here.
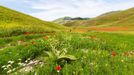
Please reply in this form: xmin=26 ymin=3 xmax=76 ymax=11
xmin=26 ymin=0 xmax=134 ymax=21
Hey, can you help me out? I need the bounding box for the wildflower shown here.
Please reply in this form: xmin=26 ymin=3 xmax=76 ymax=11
xmin=111 ymin=51 xmax=117 ymax=57
xmin=13 ymin=68 xmax=16 ymax=71
xmin=31 ymin=41 xmax=35 ymax=45
xmin=129 ymin=51 xmax=134 ymax=55
xmin=44 ymin=36 xmax=49 ymax=39
xmin=1 ymin=65 xmax=6 ymax=68
xmin=90 ymin=36 xmax=96 ymax=39
xmin=18 ymin=59 xmax=21 ymax=61
xmin=8 ymin=44 xmax=11 ymax=46
xmin=7 ymin=70 xmax=12 ymax=73
xmin=25 ymin=60 xmax=28 ymax=63
xmin=25 ymin=32 xmax=31 ymax=35
xmin=18 ymin=63 xmax=26 ymax=66
xmin=105 ymin=64 xmax=108 ymax=66
xmin=90 ymin=63 xmax=94 ymax=65
xmin=6 ymin=64 xmax=11 ymax=68
xmin=8 ymin=61 xmax=14 ymax=64
xmin=73 ymin=71 xmax=76 ymax=74
xmin=24 ymin=43 xmax=28 ymax=47
xmin=4 ymin=68 xmax=7 ymax=70
xmin=17 ymin=40 xmax=24 ymax=45
xmin=121 ymin=60 xmax=124 ymax=62
xmin=56 ymin=65 xmax=61 ymax=72
xmin=18 ymin=62 xmax=22 ymax=65
xmin=27 ymin=58 xmax=31 ymax=61
xmin=124 ymin=52 xmax=129 ymax=56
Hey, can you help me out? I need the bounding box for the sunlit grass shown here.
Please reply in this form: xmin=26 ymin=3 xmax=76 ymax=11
xmin=0 ymin=32 xmax=134 ymax=75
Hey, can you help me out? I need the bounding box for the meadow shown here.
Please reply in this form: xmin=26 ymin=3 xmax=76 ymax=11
xmin=0 ymin=31 xmax=134 ymax=75
xmin=0 ymin=5 xmax=134 ymax=75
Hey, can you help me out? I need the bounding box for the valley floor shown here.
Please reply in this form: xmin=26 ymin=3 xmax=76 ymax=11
xmin=0 ymin=31 xmax=134 ymax=75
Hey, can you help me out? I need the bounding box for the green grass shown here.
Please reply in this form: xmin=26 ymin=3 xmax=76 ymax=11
xmin=0 ymin=6 xmax=67 ymax=37
xmin=0 ymin=32 xmax=134 ymax=75
xmin=0 ymin=34 xmax=50 ymax=49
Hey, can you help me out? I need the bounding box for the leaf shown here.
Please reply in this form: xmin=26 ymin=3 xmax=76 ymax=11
xmin=45 ymin=51 xmax=55 ymax=59
xmin=58 ymin=55 xmax=77 ymax=61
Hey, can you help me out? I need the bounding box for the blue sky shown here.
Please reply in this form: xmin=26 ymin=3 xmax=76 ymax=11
xmin=1 ymin=0 xmax=134 ymax=21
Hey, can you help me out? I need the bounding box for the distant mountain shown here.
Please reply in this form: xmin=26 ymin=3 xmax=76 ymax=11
xmin=0 ymin=6 xmax=66 ymax=33
xmin=53 ymin=16 xmax=90 ymax=25
xmin=63 ymin=7 xmax=134 ymax=28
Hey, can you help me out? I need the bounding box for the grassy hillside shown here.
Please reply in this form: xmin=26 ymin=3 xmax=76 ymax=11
xmin=53 ymin=16 xmax=89 ymax=26
xmin=53 ymin=16 xmax=72 ymax=24
xmin=64 ymin=8 xmax=134 ymax=28
xmin=0 ymin=6 xmax=66 ymax=36
xmin=98 ymin=11 xmax=121 ymax=17
xmin=64 ymin=20 xmax=87 ymax=27
xmin=84 ymin=8 xmax=134 ymax=26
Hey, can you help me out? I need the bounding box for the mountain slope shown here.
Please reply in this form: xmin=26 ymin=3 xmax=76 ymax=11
xmin=64 ymin=8 xmax=134 ymax=28
xmin=53 ymin=17 xmax=72 ymax=24
xmin=0 ymin=6 xmax=66 ymax=33
xmin=83 ymin=8 xmax=134 ymax=26
xmin=53 ymin=16 xmax=89 ymax=26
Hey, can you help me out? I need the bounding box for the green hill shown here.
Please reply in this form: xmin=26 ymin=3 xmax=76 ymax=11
xmin=53 ymin=16 xmax=72 ymax=24
xmin=0 ymin=6 xmax=66 ymax=36
xmin=53 ymin=16 xmax=89 ymax=26
xmin=98 ymin=11 xmax=121 ymax=17
xmin=63 ymin=20 xmax=87 ymax=27
xmin=84 ymin=8 xmax=134 ymax=27
xmin=63 ymin=8 xmax=134 ymax=28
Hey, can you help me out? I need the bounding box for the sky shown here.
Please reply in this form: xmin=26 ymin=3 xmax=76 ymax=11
xmin=1 ymin=0 xmax=134 ymax=21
